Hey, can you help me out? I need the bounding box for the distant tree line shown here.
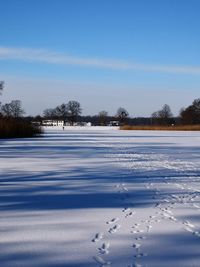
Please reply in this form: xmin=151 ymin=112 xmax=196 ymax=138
xmin=1 ymin=80 xmax=199 ymax=128
xmin=28 ymin=99 xmax=200 ymax=127
xmin=43 ymin=103 xmax=129 ymax=126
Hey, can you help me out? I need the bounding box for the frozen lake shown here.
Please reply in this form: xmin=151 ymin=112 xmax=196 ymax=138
xmin=0 ymin=128 xmax=200 ymax=267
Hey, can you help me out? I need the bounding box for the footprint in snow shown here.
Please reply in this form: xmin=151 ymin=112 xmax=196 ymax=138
xmin=155 ymin=203 xmax=161 ymax=208
xmin=135 ymin=236 xmax=146 ymax=241
xmin=193 ymin=231 xmax=200 ymax=237
xmin=134 ymin=253 xmax=148 ymax=258
xmin=131 ymin=229 xmax=144 ymax=234
xmin=149 ymin=215 xmax=156 ymax=219
xmin=132 ymin=243 xmax=141 ymax=252
xmin=122 ymin=186 xmax=128 ymax=191
xmin=183 ymin=221 xmax=194 ymax=228
xmin=163 ymin=199 xmax=170 ymax=203
xmin=132 ymin=223 xmax=140 ymax=228
xmin=169 ymin=216 xmax=177 ymax=222
xmin=106 ymin=218 xmax=119 ymax=225
xmin=92 ymin=233 xmax=104 ymax=242
xmin=192 ymin=203 xmax=200 ymax=209
xmin=184 ymin=226 xmax=193 ymax=233
xmin=98 ymin=242 xmax=110 ymax=254
xmin=109 ymin=224 xmax=121 ymax=234
xmin=128 ymin=263 xmax=142 ymax=267
xmin=122 ymin=207 xmax=131 ymax=213
xmin=125 ymin=211 xmax=135 ymax=218
xmin=162 ymin=212 xmax=172 ymax=219
xmin=93 ymin=255 xmax=111 ymax=266
xmin=146 ymin=225 xmax=152 ymax=233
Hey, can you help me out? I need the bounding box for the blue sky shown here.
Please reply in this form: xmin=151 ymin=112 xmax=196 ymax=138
xmin=0 ymin=0 xmax=200 ymax=116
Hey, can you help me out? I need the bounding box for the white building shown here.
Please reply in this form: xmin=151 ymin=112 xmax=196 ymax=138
xmin=42 ymin=120 xmax=64 ymax=126
xmin=109 ymin=121 xmax=119 ymax=126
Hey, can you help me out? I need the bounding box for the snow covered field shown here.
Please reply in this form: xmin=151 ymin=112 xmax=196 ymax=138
xmin=0 ymin=127 xmax=200 ymax=267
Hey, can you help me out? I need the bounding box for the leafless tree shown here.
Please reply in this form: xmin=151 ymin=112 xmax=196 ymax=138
xmin=66 ymin=100 xmax=82 ymax=125
xmin=98 ymin=110 xmax=108 ymax=126
xmin=1 ymin=100 xmax=25 ymax=118
xmin=116 ymin=107 xmax=129 ymax=125
xmin=43 ymin=108 xmax=56 ymax=119
xmin=151 ymin=104 xmax=173 ymax=125
xmin=0 ymin=81 xmax=4 ymax=94
xmin=180 ymin=98 xmax=200 ymax=124
xmin=54 ymin=103 xmax=69 ymax=124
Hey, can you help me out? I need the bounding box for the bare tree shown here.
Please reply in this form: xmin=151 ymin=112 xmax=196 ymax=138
xmin=11 ymin=100 xmax=25 ymax=118
xmin=43 ymin=108 xmax=56 ymax=119
xmin=151 ymin=104 xmax=173 ymax=125
xmin=0 ymin=81 xmax=4 ymax=94
xmin=1 ymin=100 xmax=25 ymax=118
xmin=116 ymin=107 xmax=129 ymax=125
xmin=0 ymin=81 xmax=4 ymax=116
xmin=180 ymin=98 xmax=200 ymax=124
xmin=192 ymin=98 xmax=200 ymax=114
xmin=98 ymin=110 xmax=108 ymax=126
xmin=55 ymin=104 xmax=69 ymax=124
xmin=66 ymin=100 xmax=82 ymax=125
xmin=1 ymin=103 xmax=12 ymax=117
xmin=159 ymin=104 xmax=173 ymax=119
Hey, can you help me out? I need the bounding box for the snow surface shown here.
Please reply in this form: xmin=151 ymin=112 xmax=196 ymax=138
xmin=0 ymin=127 xmax=200 ymax=267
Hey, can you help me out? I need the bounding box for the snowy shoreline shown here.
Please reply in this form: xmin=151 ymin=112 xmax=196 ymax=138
xmin=43 ymin=125 xmax=120 ymax=131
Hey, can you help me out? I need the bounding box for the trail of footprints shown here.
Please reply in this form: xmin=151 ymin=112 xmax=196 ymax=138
xmin=91 ymin=145 xmax=200 ymax=266
xmin=150 ymin=180 xmax=200 ymax=239
xmin=91 ymin=180 xmax=153 ymax=267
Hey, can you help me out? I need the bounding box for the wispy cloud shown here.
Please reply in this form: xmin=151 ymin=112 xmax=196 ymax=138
xmin=0 ymin=46 xmax=200 ymax=74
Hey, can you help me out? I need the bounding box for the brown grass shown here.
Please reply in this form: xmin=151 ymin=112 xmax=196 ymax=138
xmin=0 ymin=119 xmax=43 ymax=138
xmin=120 ymin=125 xmax=200 ymax=131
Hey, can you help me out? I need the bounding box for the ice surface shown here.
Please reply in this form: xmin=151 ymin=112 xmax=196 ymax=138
xmin=0 ymin=128 xmax=200 ymax=267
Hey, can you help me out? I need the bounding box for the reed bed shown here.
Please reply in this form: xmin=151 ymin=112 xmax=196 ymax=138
xmin=0 ymin=119 xmax=43 ymax=138
xmin=120 ymin=125 xmax=200 ymax=131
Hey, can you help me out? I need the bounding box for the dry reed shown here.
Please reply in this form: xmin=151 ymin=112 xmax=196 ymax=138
xmin=120 ymin=125 xmax=200 ymax=131
xmin=0 ymin=119 xmax=43 ymax=138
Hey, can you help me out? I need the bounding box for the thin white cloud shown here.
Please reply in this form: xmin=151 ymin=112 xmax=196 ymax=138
xmin=0 ymin=46 xmax=200 ymax=74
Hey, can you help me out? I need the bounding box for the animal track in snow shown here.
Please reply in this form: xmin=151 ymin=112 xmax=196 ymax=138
xmin=192 ymin=203 xmax=200 ymax=209
xmin=135 ymin=236 xmax=146 ymax=241
xmin=155 ymin=203 xmax=161 ymax=208
xmin=92 ymin=232 xmax=104 ymax=242
xmin=169 ymin=216 xmax=177 ymax=222
xmin=106 ymin=218 xmax=119 ymax=225
xmin=134 ymin=253 xmax=148 ymax=258
xmin=128 ymin=263 xmax=143 ymax=267
xmin=122 ymin=207 xmax=131 ymax=213
xmin=125 ymin=211 xmax=135 ymax=218
xmin=109 ymin=224 xmax=121 ymax=234
xmin=183 ymin=221 xmax=195 ymax=228
xmin=132 ymin=264 xmax=143 ymax=267
xmin=193 ymin=231 xmax=200 ymax=237
xmin=132 ymin=223 xmax=140 ymax=228
xmin=93 ymin=255 xmax=111 ymax=266
xmin=98 ymin=242 xmax=110 ymax=254
xmin=184 ymin=226 xmax=193 ymax=233
xmin=132 ymin=243 xmax=141 ymax=251
xmin=146 ymin=225 xmax=152 ymax=232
